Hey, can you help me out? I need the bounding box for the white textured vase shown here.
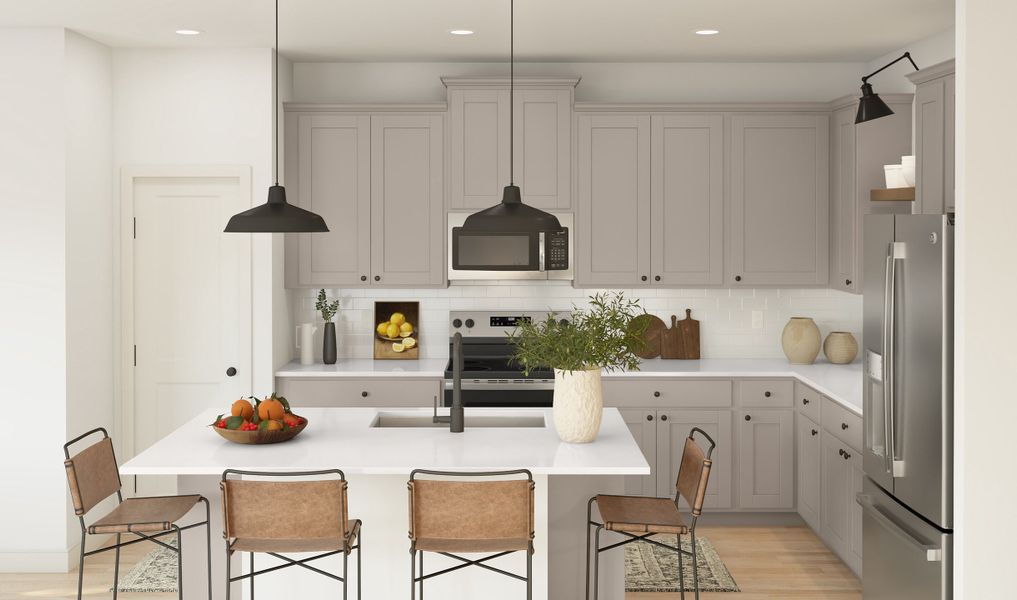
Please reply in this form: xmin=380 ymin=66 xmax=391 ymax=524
xmin=781 ymin=317 xmax=821 ymax=364
xmin=552 ymin=368 xmax=604 ymax=444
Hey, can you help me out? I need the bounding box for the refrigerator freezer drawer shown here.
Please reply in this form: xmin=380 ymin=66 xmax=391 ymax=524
xmin=861 ymin=478 xmax=950 ymax=600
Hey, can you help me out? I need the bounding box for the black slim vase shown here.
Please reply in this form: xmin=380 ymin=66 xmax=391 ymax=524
xmin=322 ymin=322 xmax=337 ymax=364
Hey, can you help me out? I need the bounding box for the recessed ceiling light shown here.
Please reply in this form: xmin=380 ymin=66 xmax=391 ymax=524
xmin=175 ymin=29 xmax=202 ymax=36
xmin=449 ymin=29 xmax=475 ymax=36
xmin=695 ymin=29 xmax=720 ymax=36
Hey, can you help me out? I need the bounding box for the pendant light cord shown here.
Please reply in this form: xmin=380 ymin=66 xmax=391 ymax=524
xmin=509 ymin=0 xmax=514 ymax=186
xmin=274 ymin=0 xmax=280 ymax=185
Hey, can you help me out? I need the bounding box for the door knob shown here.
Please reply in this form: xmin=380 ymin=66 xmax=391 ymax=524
xmin=226 ymin=367 xmax=237 ymax=377
xmin=641 ymin=275 xmax=647 ymax=281
xmin=843 ymin=451 xmax=852 ymax=460
xmin=841 ymin=422 xmax=849 ymax=430
xmin=374 ymin=275 xmax=381 ymax=282
xmin=361 ymin=275 xmax=367 ymax=281
xmin=744 ymin=415 xmax=752 ymax=421
xmin=654 ymin=275 xmax=661 ymax=282
xmin=734 ymin=275 xmax=742 ymax=282
xmin=838 ymin=448 xmax=845 ymax=457
xmin=764 ymin=391 xmax=772 ymax=398
xmin=846 ymin=279 xmax=852 ymax=286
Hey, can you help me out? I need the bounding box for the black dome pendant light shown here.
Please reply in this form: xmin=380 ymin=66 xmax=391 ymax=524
xmin=459 ymin=0 xmax=564 ymax=233
xmin=225 ymin=0 xmax=328 ymax=233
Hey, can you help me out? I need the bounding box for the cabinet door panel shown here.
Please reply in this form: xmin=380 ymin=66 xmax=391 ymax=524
xmin=830 ymin=106 xmax=858 ymax=292
xmin=515 ymin=89 xmax=571 ymax=208
xmin=737 ymin=409 xmax=794 ymax=508
xmin=796 ymin=414 xmax=822 ymax=531
xmin=915 ymin=79 xmax=946 ymax=215
xmin=848 ymin=449 xmax=864 ymax=573
xmin=575 ymin=114 xmax=651 ymax=287
xmin=619 ymin=409 xmax=658 ymax=496
xmin=730 ymin=114 xmax=829 ymax=285
xmin=820 ymin=430 xmax=851 ymax=556
xmin=944 ymin=74 xmax=956 ymax=213
xmin=449 ymin=89 xmax=510 ymax=209
xmin=370 ymin=114 xmax=444 ymax=286
xmin=294 ymin=114 xmax=371 ymax=286
xmin=651 ymin=114 xmax=724 ymax=285
xmin=656 ymin=410 xmax=732 ymax=509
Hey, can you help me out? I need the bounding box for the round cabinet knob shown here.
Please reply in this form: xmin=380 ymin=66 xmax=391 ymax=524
xmin=841 ymin=422 xmax=849 ymax=430
xmin=654 ymin=275 xmax=661 ymax=282
xmin=811 ymin=429 xmax=818 ymax=436
xmin=226 ymin=367 xmax=237 ymax=377
xmin=646 ymin=414 xmax=654 ymax=422
xmin=802 ymin=398 xmax=810 ymax=405
xmin=464 ymin=319 xmax=475 ymax=328
xmin=641 ymin=275 xmax=648 ymax=281
xmin=653 ymin=391 xmax=661 ymax=398
xmin=374 ymin=275 xmax=381 ymax=281
xmin=734 ymin=275 xmax=742 ymax=282
xmin=361 ymin=391 xmax=369 ymax=398
xmin=360 ymin=275 xmax=367 ymax=281
xmin=744 ymin=415 xmax=752 ymax=421
xmin=660 ymin=414 xmax=668 ymax=422
xmin=764 ymin=391 xmax=772 ymax=398
xmin=843 ymin=451 xmax=852 ymax=460
xmin=846 ymin=279 xmax=852 ymax=286
xmin=452 ymin=319 xmax=462 ymax=328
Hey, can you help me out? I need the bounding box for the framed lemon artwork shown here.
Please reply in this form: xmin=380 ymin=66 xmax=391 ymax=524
xmin=373 ymin=301 xmax=420 ymax=360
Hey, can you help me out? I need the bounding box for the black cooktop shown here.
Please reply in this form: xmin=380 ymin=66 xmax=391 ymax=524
xmin=443 ymin=356 xmax=553 ymax=379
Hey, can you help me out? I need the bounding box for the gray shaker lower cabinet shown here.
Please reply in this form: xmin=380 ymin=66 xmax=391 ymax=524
xmin=619 ymin=408 xmax=659 ymax=497
xmin=275 ymin=377 xmax=442 ymax=407
xmin=796 ymin=414 xmax=822 ymax=531
xmin=819 ymin=429 xmax=864 ymax=576
xmin=729 ymin=114 xmax=830 ymax=286
xmin=657 ymin=409 xmax=733 ymax=510
xmin=737 ymin=409 xmax=795 ymax=509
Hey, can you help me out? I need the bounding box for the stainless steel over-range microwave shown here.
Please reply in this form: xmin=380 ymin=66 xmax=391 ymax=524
xmin=447 ymin=212 xmax=574 ymax=281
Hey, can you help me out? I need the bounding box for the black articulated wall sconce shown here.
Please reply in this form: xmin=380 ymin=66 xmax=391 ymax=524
xmin=855 ymin=51 xmax=919 ymax=124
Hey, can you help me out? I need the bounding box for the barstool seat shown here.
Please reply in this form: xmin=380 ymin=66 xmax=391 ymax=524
xmin=88 ymin=495 xmax=203 ymax=535
xmin=594 ymin=495 xmax=689 ymax=535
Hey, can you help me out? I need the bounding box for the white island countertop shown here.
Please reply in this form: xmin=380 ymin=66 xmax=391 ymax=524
xmin=120 ymin=407 xmax=650 ymax=477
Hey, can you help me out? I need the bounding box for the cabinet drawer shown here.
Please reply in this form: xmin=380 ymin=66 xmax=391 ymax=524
xmin=275 ymin=378 xmax=441 ymax=407
xmin=794 ymin=381 xmax=822 ymax=422
xmin=822 ymin=396 xmax=862 ymax=451
xmin=737 ymin=380 xmax=793 ymax=408
xmin=603 ymin=379 xmax=732 ymax=408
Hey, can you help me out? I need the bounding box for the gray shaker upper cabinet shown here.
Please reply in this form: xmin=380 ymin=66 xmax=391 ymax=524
xmin=370 ymin=114 xmax=445 ymax=286
xmin=908 ymin=59 xmax=955 ymax=215
xmin=285 ymin=113 xmax=372 ymax=287
xmin=444 ymin=77 xmax=577 ymax=210
xmin=729 ymin=114 xmax=830 ymax=286
xmin=829 ymin=95 xmax=913 ymax=294
xmin=651 ymin=115 xmax=725 ymax=285
xmin=575 ymin=114 xmax=652 ymax=287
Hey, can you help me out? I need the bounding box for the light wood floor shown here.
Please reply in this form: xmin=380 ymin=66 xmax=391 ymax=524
xmin=0 ymin=526 xmax=859 ymax=599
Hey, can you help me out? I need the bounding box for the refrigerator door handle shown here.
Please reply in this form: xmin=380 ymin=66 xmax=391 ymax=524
xmin=857 ymin=494 xmax=943 ymax=562
xmin=887 ymin=242 xmax=907 ymax=478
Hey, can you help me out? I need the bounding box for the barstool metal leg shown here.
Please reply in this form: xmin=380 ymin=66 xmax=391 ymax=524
xmin=592 ymin=525 xmax=603 ymax=600
xmin=343 ymin=545 xmax=349 ymax=600
xmin=250 ymin=552 xmax=255 ymax=600
xmin=357 ymin=529 xmax=362 ymax=600
xmin=691 ymin=530 xmax=700 ymax=600
xmin=204 ymin=498 xmax=212 ymax=600
xmin=585 ymin=497 xmax=595 ymax=600
xmin=410 ymin=550 xmax=416 ymax=600
xmin=225 ymin=549 xmax=231 ymax=600
xmin=112 ymin=533 xmax=122 ymax=599
xmin=526 ymin=548 xmax=533 ymax=600
xmin=176 ymin=526 xmax=183 ymax=600
xmin=76 ymin=532 xmax=86 ymax=600
xmin=418 ymin=550 xmax=424 ymax=599
xmin=676 ymin=533 xmax=686 ymax=600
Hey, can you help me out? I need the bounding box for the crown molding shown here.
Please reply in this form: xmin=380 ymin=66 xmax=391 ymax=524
xmin=906 ymin=59 xmax=956 ymax=85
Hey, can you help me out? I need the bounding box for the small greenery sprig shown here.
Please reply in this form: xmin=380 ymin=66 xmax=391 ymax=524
xmin=510 ymin=292 xmax=648 ymax=375
xmin=316 ymin=289 xmax=340 ymax=323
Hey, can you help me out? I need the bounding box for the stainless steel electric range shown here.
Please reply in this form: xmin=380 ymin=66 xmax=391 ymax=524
xmin=442 ymin=311 xmax=568 ymax=408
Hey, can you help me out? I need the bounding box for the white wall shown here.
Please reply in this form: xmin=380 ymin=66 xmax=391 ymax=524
xmin=62 ymin=29 xmax=115 ymax=557
xmin=112 ymin=48 xmax=277 ymax=393
xmin=272 ymin=57 xmax=295 ymax=372
xmin=290 ymin=285 xmax=861 ymax=362
xmin=293 ymin=61 xmax=866 ymax=104
xmin=862 ymin=26 xmax=955 ymax=93
xmin=955 ymin=1 xmax=1014 ymax=597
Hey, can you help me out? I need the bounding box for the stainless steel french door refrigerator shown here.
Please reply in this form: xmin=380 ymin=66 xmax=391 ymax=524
xmin=861 ymin=214 xmax=953 ymax=599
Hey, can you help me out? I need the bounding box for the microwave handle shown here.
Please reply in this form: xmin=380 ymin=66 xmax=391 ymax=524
xmin=538 ymin=231 xmax=546 ymax=272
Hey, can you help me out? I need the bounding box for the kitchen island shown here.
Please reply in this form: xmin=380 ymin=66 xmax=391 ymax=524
xmin=120 ymin=407 xmax=649 ymax=600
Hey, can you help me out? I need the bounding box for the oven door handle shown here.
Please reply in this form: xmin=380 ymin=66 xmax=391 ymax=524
xmin=444 ymin=380 xmax=556 ymax=391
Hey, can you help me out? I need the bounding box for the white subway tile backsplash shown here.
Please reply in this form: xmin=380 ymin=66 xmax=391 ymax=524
xmin=290 ymin=286 xmax=861 ymax=361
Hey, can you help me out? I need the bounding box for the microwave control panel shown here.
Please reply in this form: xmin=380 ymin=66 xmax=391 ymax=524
xmin=546 ymin=230 xmax=569 ymax=270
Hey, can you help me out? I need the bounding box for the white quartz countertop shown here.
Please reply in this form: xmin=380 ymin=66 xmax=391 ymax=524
xmin=276 ymin=358 xmax=862 ymax=415
xmin=119 ymin=407 xmax=650 ymax=477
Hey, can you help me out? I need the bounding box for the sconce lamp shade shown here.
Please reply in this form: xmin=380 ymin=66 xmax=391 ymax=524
xmin=855 ymin=82 xmax=895 ymax=124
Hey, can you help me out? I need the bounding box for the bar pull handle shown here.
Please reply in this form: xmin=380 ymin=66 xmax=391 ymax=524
xmin=857 ymin=494 xmax=942 ymax=562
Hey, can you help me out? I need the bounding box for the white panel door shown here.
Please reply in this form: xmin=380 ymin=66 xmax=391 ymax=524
xmin=737 ymin=409 xmax=794 ymax=508
xmin=132 ymin=173 xmax=252 ymax=496
xmin=651 ymin=114 xmax=724 ymax=285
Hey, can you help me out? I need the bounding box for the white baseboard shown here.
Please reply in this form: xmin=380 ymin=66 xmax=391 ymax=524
xmin=0 ymin=534 xmax=110 ymax=573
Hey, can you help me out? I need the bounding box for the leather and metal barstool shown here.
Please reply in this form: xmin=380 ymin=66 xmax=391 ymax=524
xmin=586 ymin=427 xmax=716 ymax=600
xmin=63 ymin=427 xmax=211 ymax=600
xmin=407 ymin=469 xmax=535 ymax=599
xmin=220 ymin=469 xmax=362 ymax=599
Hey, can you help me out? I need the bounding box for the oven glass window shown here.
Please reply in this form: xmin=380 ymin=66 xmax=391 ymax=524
xmin=457 ymin=235 xmax=531 ymax=267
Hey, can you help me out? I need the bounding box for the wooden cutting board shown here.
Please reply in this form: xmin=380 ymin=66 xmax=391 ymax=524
xmin=630 ymin=314 xmax=666 ymax=359
xmin=661 ymin=315 xmax=683 ymax=359
xmin=677 ymin=308 xmax=701 ymax=359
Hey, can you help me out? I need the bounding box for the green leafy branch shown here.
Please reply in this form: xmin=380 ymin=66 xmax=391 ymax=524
xmin=316 ymin=289 xmax=340 ymax=322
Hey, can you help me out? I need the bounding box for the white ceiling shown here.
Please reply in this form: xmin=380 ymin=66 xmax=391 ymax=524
xmin=0 ymin=0 xmax=954 ymax=63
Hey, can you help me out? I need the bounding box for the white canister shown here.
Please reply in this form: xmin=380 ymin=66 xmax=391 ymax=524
xmin=884 ymin=164 xmax=908 ymax=188
xmin=296 ymin=323 xmax=317 ymax=365
xmin=900 ymin=156 xmax=916 ymax=187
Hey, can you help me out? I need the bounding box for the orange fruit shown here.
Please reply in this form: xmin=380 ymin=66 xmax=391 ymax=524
xmin=258 ymin=396 xmax=285 ymax=421
xmin=231 ymin=399 xmax=254 ymax=420
xmin=265 ymin=419 xmax=284 ymax=431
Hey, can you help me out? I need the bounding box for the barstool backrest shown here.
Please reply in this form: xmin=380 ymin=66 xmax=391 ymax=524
xmin=221 ymin=471 xmax=348 ymax=543
xmin=408 ymin=471 xmax=534 ymax=546
xmin=64 ymin=429 xmax=122 ymax=517
xmin=675 ymin=428 xmax=716 ymax=517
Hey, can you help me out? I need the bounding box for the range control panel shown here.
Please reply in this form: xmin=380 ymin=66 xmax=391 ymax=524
xmin=449 ymin=311 xmax=570 ymax=338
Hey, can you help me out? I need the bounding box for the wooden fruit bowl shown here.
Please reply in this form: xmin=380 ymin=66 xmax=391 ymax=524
xmin=213 ymin=417 xmax=308 ymax=445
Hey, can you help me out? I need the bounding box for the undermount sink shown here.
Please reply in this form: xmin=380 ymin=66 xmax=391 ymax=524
xmin=370 ymin=411 xmax=546 ymax=429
